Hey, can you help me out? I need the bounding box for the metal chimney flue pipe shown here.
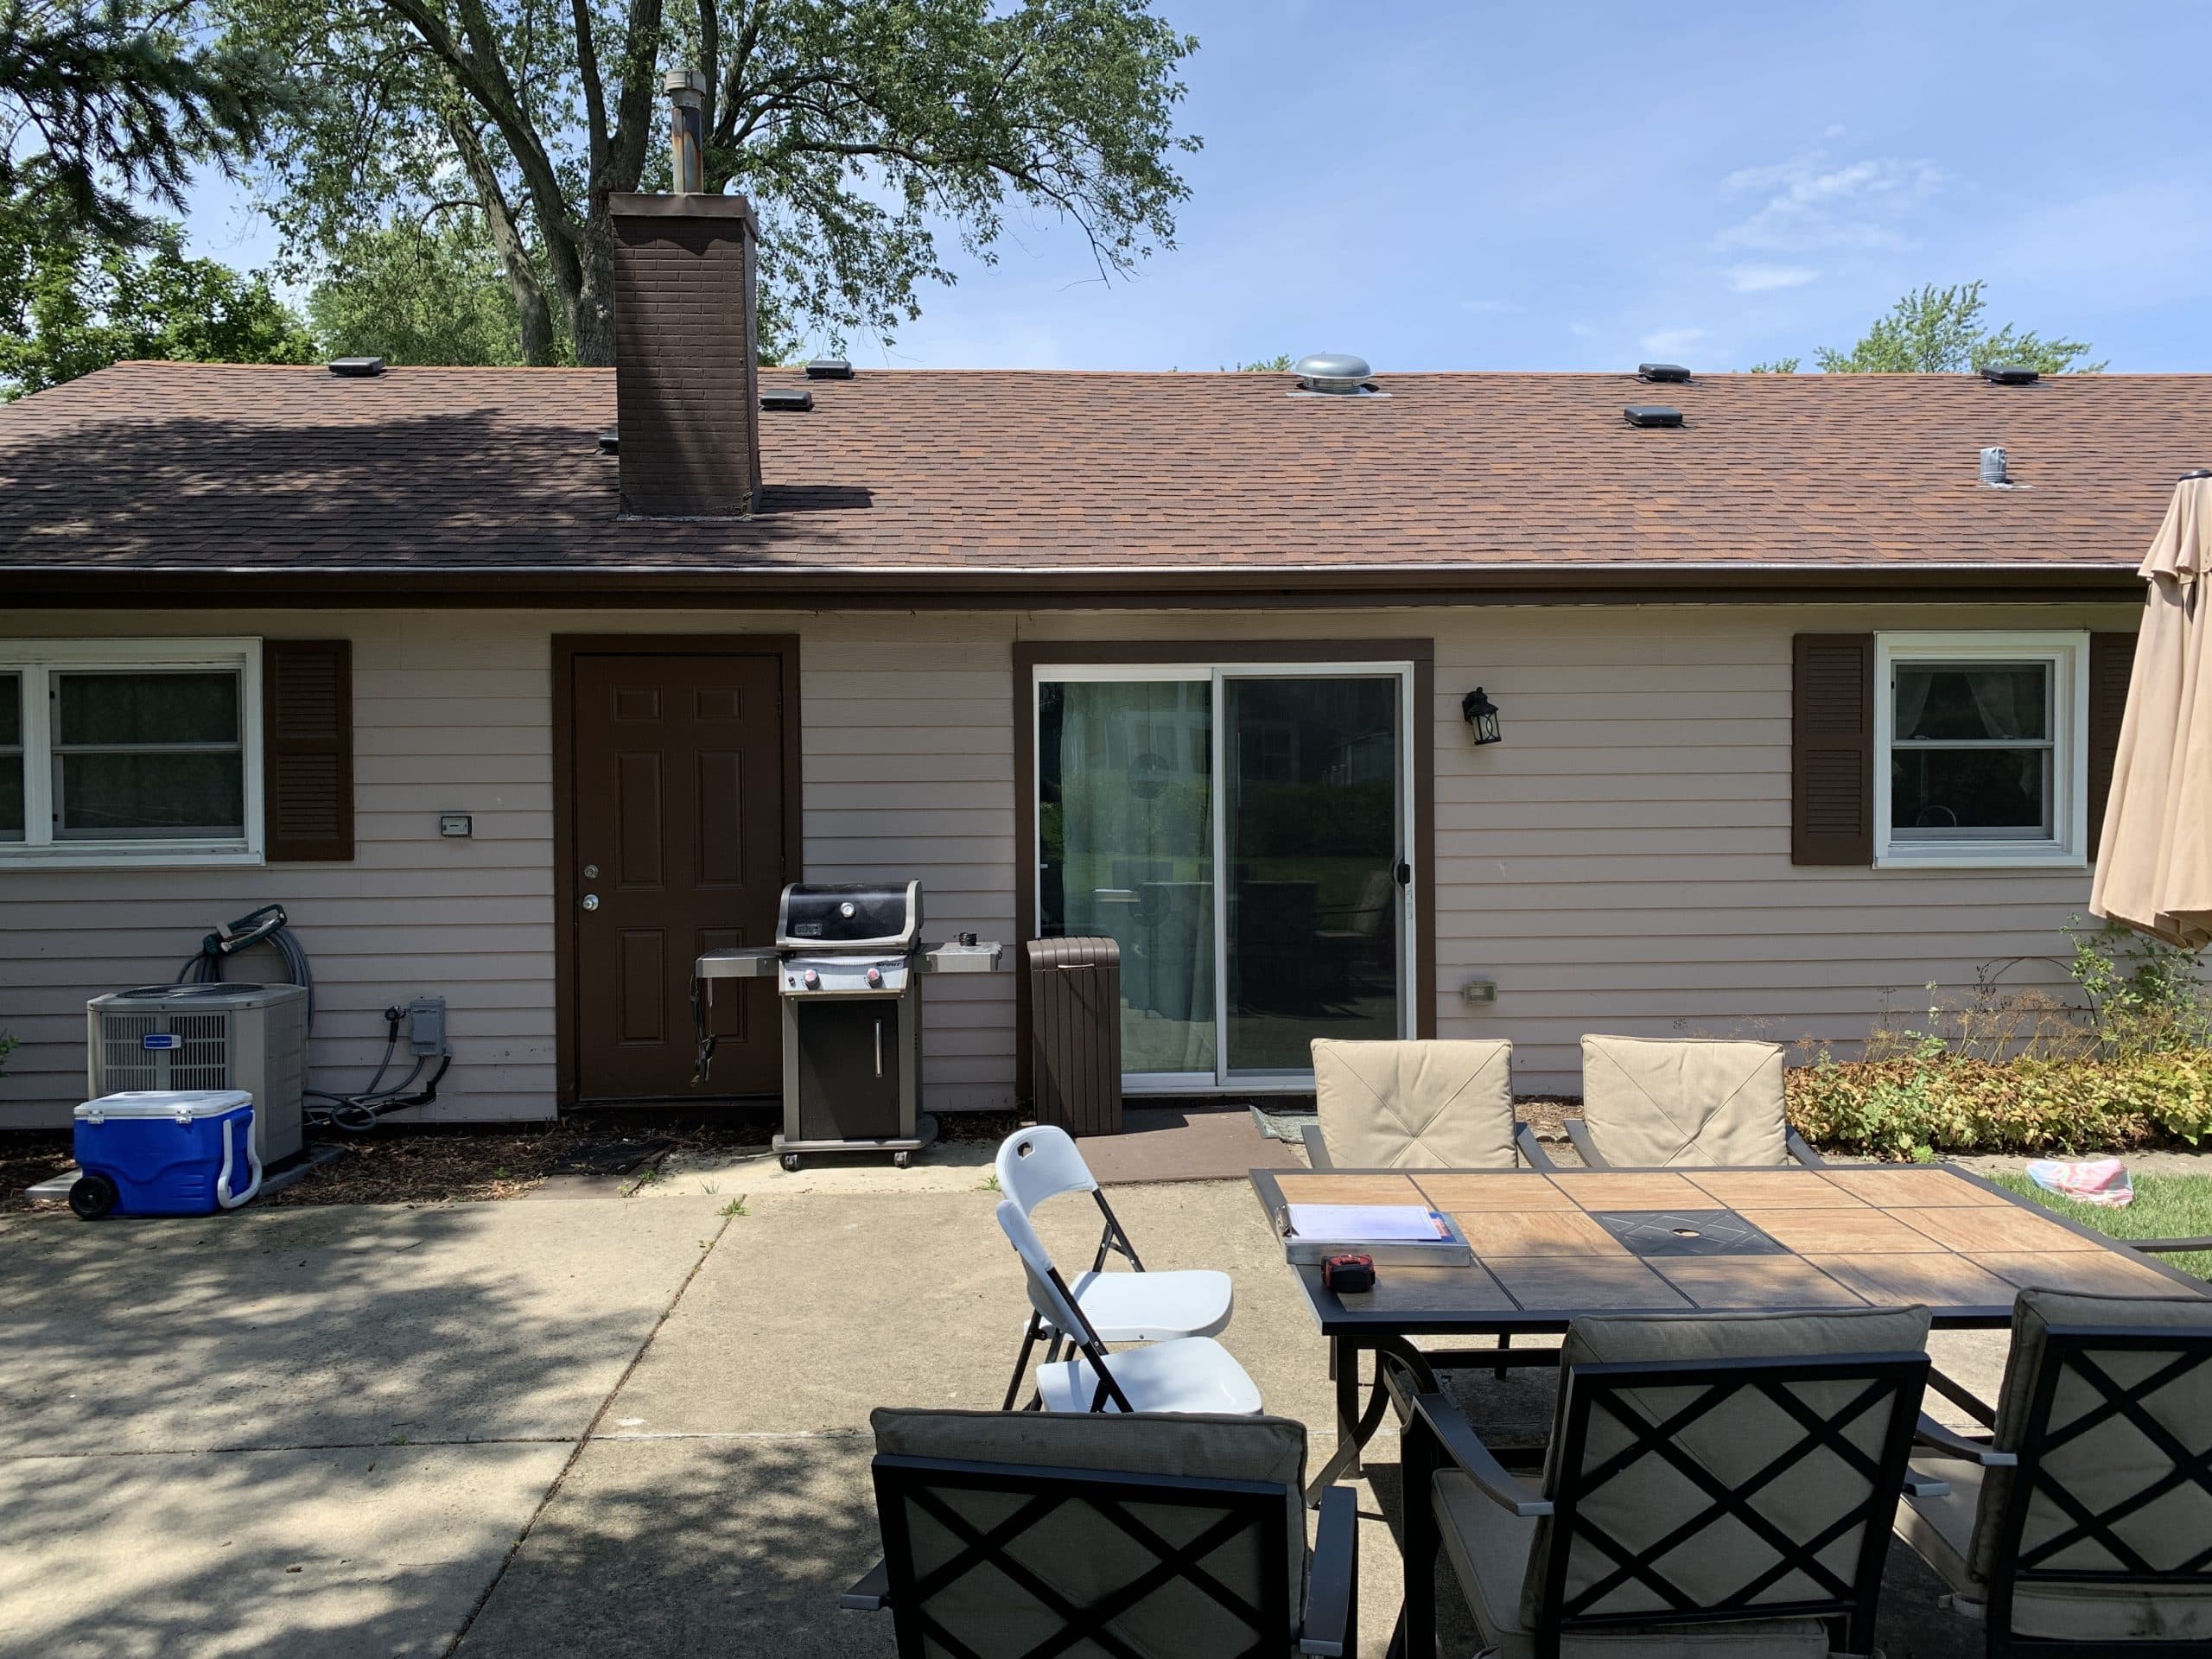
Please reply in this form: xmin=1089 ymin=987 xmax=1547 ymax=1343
xmin=664 ymin=69 xmax=708 ymax=194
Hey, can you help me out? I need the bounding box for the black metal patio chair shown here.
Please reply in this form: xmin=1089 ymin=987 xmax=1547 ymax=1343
xmin=1397 ymin=1304 xmax=1935 ymax=1659
xmin=1894 ymin=1286 xmax=2212 ymax=1656
xmin=845 ymin=1406 xmax=1357 ymax=1657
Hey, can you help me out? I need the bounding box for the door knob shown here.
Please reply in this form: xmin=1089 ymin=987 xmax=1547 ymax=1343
xmin=581 ymin=893 xmax=601 ymax=912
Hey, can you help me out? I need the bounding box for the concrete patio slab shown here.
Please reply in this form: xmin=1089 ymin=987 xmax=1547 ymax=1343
xmin=0 ymin=1440 xmax=569 ymax=1659
xmin=633 ymin=1138 xmax=995 ymax=1200
xmin=454 ymin=1434 xmax=889 ymax=1659
xmin=0 ymin=1166 xmax=2074 ymax=1659
xmin=0 ymin=1198 xmax=726 ymax=1454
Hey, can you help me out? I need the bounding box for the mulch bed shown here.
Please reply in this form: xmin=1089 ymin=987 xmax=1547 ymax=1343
xmin=0 ymin=1130 xmax=76 ymax=1213
xmin=7 ymin=1098 xmax=1567 ymax=1212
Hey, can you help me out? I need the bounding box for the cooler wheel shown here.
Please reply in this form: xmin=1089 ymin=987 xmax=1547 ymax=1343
xmin=893 ymin=1151 xmax=912 ymax=1169
xmin=780 ymin=1153 xmax=801 ymax=1173
xmin=68 ymin=1173 xmax=118 ymax=1221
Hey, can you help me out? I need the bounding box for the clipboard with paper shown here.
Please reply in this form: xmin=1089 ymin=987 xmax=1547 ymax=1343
xmin=1274 ymin=1202 xmax=1474 ymax=1267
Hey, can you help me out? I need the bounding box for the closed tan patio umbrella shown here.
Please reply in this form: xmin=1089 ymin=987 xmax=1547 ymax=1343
xmin=2091 ymin=474 xmax=2212 ymax=949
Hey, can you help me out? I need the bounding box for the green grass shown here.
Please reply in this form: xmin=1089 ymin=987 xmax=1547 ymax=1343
xmin=1986 ymin=1170 xmax=2212 ymax=1281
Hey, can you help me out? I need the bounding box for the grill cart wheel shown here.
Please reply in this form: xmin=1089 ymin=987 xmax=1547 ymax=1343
xmin=893 ymin=1151 xmax=912 ymax=1169
xmin=781 ymin=1153 xmax=801 ymax=1173
xmin=69 ymin=1173 xmax=118 ymax=1220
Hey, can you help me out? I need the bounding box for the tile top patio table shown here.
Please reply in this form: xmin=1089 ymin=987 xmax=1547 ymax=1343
xmin=1248 ymin=1161 xmax=2209 ymax=1500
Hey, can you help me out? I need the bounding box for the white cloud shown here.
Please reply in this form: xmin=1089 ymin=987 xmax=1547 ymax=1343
xmin=1567 ymin=321 xmax=1596 ymax=339
xmin=1721 ymin=262 xmax=1820 ymax=293
xmin=1459 ymin=299 xmax=1522 ymax=314
xmin=1640 ymin=327 xmax=1706 ymax=358
xmin=1714 ymin=150 xmax=1943 ymax=252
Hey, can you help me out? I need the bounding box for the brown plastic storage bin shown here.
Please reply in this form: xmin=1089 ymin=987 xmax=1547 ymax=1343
xmin=1026 ymin=938 xmax=1123 ymax=1136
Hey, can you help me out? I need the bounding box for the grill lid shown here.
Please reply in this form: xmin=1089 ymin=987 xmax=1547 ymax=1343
xmin=775 ymin=880 xmax=919 ymax=950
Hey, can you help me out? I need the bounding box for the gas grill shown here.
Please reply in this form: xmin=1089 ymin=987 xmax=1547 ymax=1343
xmin=691 ymin=881 xmax=1001 ymax=1168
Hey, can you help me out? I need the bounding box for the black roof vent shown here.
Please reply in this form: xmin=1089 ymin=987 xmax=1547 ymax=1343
xmin=1637 ymin=362 xmax=1691 ymax=384
xmin=1981 ymin=365 xmax=2040 ymax=385
xmin=804 ymin=359 xmax=853 ymax=380
xmin=760 ymin=386 xmax=813 ymax=413
xmin=1623 ymin=404 xmax=1683 ymax=429
xmin=597 ymin=429 xmax=619 ymax=455
xmin=327 ymin=356 xmax=385 ymax=378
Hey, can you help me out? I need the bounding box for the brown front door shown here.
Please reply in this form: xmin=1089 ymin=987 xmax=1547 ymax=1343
xmin=568 ymin=650 xmax=788 ymax=1099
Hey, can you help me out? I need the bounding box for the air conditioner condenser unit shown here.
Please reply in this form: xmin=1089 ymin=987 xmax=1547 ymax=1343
xmin=86 ymin=982 xmax=309 ymax=1166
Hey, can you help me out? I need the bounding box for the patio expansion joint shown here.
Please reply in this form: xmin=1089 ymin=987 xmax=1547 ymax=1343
xmin=437 ymin=1204 xmax=741 ymax=1657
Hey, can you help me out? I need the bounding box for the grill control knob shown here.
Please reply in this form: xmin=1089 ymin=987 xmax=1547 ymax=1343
xmin=803 ymin=969 xmax=820 ymax=989
xmin=867 ymin=966 xmax=883 ymax=988
xmin=839 ymin=901 xmax=856 ymax=918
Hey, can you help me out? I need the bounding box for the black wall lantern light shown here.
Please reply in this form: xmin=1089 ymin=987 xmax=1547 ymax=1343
xmin=1461 ymin=687 xmax=1503 ymax=746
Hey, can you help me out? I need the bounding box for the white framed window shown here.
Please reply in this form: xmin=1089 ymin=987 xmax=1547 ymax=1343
xmin=1874 ymin=631 xmax=2088 ymax=869
xmin=0 ymin=639 xmax=264 ymax=868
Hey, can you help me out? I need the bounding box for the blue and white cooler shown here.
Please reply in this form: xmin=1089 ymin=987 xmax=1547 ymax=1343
xmin=70 ymin=1090 xmax=263 ymax=1219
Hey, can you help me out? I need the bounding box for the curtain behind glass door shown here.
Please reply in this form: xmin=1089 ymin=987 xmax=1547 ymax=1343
xmin=1039 ymin=680 xmax=1217 ymax=1077
xmin=1224 ymin=677 xmax=1402 ymax=1073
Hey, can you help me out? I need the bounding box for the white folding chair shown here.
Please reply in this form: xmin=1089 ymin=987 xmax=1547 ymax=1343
xmin=996 ymin=1200 xmax=1262 ymax=1415
xmin=995 ymin=1126 xmax=1234 ymax=1408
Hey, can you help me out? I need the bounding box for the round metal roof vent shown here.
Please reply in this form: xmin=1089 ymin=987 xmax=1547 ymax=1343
xmin=1293 ymin=353 xmax=1373 ymax=394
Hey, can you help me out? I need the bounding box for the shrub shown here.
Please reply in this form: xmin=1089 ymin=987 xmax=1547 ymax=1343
xmin=1787 ymin=1049 xmax=2212 ymax=1160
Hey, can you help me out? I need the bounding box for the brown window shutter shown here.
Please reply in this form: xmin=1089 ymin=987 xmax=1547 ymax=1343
xmin=2088 ymin=630 xmax=2137 ymax=860
xmin=1792 ymin=634 xmax=1875 ymax=866
xmin=263 ymin=639 xmax=353 ymax=861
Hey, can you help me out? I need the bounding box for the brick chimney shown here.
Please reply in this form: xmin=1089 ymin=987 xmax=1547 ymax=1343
xmin=608 ymin=187 xmax=762 ymax=518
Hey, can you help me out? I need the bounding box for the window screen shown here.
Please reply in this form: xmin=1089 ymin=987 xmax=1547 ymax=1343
xmin=0 ymin=671 xmax=21 ymax=842
xmin=1889 ymin=661 xmax=2054 ymax=841
xmin=51 ymin=671 xmax=245 ymax=840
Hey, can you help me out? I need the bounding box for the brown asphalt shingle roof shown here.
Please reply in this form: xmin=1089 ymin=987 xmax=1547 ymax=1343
xmin=0 ymin=360 xmax=2203 ymax=580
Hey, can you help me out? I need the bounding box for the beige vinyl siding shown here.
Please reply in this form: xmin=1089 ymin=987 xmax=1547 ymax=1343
xmin=1018 ymin=602 xmax=2137 ymax=1096
xmin=0 ymin=610 xmax=1020 ymax=1127
xmin=0 ymin=598 xmax=2134 ymax=1124
xmin=0 ymin=613 xmax=556 ymax=1128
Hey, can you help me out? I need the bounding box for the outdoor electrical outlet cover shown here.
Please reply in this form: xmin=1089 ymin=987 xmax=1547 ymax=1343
xmin=1461 ymin=979 xmax=1498 ymax=1004
xmin=439 ymin=814 xmax=473 ymax=837
xmin=407 ymin=995 xmax=448 ymax=1056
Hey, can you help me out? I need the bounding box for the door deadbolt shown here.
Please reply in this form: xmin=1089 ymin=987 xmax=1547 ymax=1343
xmin=582 ymin=862 xmax=600 ymax=880
xmin=581 ymin=893 xmax=601 ymax=912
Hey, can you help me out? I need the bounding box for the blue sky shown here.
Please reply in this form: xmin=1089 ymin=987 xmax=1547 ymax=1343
xmin=186 ymin=1 xmax=2212 ymax=372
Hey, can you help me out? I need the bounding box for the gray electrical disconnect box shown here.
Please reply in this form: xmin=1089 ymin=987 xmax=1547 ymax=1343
xmin=407 ymin=995 xmax=448 ymax=1057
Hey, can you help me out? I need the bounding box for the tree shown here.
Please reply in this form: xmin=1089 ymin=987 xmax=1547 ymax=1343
xmin=0 ymin=0 xmax=283 ymax=238
xmin=0 ymin=213 xmax=320 ymax=397
xmin=1747 ymin=357 xmax=1800 ymax=374
xmin=224 ymin=0 xmax=1200 ymax=366
xmin=308 ymin=214 xmax=533 ymax=365
xmin=1813 ymin=282 xmax=2102 ymax=375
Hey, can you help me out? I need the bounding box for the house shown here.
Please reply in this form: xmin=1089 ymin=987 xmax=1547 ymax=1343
xmin=0 ymin=192 xmax=2191 ymax=1128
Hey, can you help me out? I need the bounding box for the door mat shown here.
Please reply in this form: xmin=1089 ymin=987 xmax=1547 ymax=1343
xmin=1079 ymin=1106 xmax=1282 ymax=1185
xmin=1249 ymin=1104 xmax=1319 ymax=1145
xmin=548 ymin=1135 xmax=671 ymax=1177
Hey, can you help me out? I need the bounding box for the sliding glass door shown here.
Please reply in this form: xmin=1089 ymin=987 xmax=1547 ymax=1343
xmin=1037 ymin=663 xmax=1412 ymax=1090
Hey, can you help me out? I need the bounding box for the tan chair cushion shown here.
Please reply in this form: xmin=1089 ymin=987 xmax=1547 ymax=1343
xmin=1311 ymin=1039 xmax=1515 ymax=1169
xmin=870 ymin=1408 xmax=1307 ymax=1656
xmin=1900 ymin=1458 xmax=2212 ymax=1643
xmin=1968 ymin=1287 xmax=2212 ymax=1601
xmin=1433 ymin=1471 xmax=1835 ymax=1658
xmin=1524 ymin=1306 xmax=1932 ymax=1630
xmin=1579 ymin=1036 xmax=1789 ymax=1167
